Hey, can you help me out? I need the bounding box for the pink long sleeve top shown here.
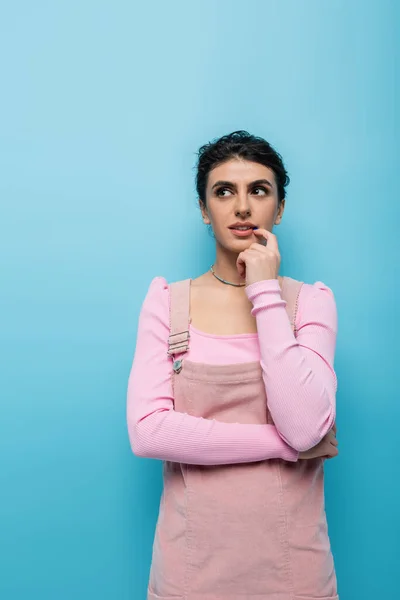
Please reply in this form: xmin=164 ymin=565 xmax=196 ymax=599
xmin=127 ymin=277 xmax=337 ymax=465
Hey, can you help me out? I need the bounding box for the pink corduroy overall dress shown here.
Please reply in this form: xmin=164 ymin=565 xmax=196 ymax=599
xmin=147 ymin=276 xmax=338 ymax=600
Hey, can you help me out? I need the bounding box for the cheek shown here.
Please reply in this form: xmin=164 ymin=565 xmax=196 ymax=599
xmin=258 ymin=202 xmax=279 ymax=222
xmin=207 ymin=203 xmax=228 ymax=226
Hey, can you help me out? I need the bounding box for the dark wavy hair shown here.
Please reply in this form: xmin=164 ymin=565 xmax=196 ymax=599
xmin=195 ymin=130 xmax=290 ymax=206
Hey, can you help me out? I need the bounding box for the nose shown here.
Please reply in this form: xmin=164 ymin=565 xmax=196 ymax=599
xmin=234 ymin=190 xmax=251 ymax=218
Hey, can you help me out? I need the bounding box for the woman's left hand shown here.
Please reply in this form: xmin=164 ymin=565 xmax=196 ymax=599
xmin=236 ymin=228 xmax=281 ymax=286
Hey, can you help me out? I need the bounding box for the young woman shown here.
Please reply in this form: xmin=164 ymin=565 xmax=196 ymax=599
xmin=127 ymin=131 xmax=339 ymax=600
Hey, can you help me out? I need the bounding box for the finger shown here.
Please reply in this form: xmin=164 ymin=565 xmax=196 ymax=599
xmin=236 ymin=253 xmax=246 ymax=279
xmin=327 ymin=435 xmax=338 ymax=447
xmin=248 ymin=243 xmax=269 ymax=254
xmin=332 ymin=422 xmax=337 ymax=435
xmin=253 ymin=228 xmax=279 ymax=251
xmin=246 ymin=244 xmax=278 ymax=260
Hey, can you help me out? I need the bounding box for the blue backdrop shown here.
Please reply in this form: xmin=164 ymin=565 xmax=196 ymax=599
xmin=1 ymin=1 xmax=399 ymax=599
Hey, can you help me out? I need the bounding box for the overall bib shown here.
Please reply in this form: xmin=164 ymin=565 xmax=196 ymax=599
xmin=148 ymin=277 xmax=338 ymax=600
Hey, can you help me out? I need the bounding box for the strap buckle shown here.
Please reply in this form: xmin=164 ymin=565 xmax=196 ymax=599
xmin=168 ymin=329 xmax=190 ymax=356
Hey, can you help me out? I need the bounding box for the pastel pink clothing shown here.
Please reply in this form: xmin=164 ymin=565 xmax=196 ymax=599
xmin=127 ymin=277 xmax=337 ymax=464
xmin=127 ymin=275 xmax=338 ymax=599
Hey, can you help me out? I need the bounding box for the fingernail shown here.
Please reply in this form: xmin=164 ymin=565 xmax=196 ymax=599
xmin=253 ymin=226 xmax=258 ymax=230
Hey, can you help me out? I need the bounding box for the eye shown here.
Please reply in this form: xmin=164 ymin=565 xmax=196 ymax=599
xmin=216 ymin=187 xmax=233 ymax=197
xmin=252 ymin=186 xmax=269 ymax=196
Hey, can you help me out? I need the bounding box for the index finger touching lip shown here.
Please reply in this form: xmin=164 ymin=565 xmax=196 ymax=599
xmin=253 ymin=228 xmax=276 ymax=247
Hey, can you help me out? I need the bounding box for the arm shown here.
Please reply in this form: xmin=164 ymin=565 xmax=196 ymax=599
xmin=245 ymin=279 xmax=337 ymax=452
xmin=127 ymin=277 xmax=299 ymax=465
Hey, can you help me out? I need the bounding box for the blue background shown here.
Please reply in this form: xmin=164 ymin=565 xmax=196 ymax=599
xmin=1 ymin=1 xmax=399 ymax=598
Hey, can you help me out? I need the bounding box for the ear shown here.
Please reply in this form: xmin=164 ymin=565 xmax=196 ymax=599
xmin=274 ymin=199 xmax=285 ymax=225
xmin=199 ymin=199 xmax=211 ymax=225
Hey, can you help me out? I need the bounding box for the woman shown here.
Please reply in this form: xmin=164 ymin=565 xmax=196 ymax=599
xmin=127 ymin=131 xmax=339 ymax=600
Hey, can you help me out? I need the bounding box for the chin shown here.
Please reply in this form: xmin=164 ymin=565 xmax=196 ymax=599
xmin=222 ymin=238 xmax=255 ymax=253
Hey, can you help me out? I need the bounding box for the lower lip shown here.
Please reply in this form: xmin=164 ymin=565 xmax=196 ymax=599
xmin=229 ymin=228 xmax=255 ymax=238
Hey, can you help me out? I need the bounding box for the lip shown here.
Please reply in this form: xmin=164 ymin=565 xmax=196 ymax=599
xmin=228 ymin=222 xmax=257 ymax=238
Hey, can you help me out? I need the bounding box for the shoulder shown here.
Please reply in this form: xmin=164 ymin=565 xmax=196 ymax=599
xmin=283 ymin=276 xmax=335 ymax=301
xmin=141 ymin=276 xmax=191 ymax=319
xmin=144 ymin=276 xmax=169 ymax=302
xmin=298 ymin=279 xmax=336 ymax=304
xmin=139 ymin=276 xmax=170 ymax=327
xmin=292 ymin=278 xmax=337 ymax=331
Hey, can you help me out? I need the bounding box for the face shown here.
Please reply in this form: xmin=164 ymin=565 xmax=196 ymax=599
xmin=200 ymin=158 xmax=285 ymax=253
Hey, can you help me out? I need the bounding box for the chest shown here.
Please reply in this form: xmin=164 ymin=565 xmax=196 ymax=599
xmin=190 ymin=287 xmax=258 ymax=335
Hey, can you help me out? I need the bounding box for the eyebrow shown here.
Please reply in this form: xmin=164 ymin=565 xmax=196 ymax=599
xmin=211 ymin=178 xmax=273 ymax=190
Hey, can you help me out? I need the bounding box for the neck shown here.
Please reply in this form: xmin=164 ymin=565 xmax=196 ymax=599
xmin=212 ymin=247 xmax=244 ymax=286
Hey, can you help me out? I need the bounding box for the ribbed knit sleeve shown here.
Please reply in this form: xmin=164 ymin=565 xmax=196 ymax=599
xmin=245 ymin=278 xmax=337 ymax=452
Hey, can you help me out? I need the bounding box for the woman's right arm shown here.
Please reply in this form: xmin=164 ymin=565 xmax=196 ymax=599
xmin=126 ymin=277 xmax=299 ymax=465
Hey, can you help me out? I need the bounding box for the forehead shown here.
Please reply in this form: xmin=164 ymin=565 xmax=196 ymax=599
xmin=207 ymin=158 xmax=277 ymax=188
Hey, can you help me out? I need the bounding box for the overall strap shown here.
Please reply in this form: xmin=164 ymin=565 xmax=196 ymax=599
xmin=167 ymin=279 xmax=191 ymax=357
xmin=281 ymin=276 xmax=304 ymax=335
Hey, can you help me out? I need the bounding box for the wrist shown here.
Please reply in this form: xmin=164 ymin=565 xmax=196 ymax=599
xmin=245 ymin=279 xmax=286 ymax=316
xmin=246 ymin=275 xmax=278 ymax=286
xmin=245 ymin=278 xmax=281 ymax=297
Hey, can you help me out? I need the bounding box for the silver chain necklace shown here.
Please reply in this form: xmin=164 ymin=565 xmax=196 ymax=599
xmin=210 ymin=265 xmax=246 ymax=287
